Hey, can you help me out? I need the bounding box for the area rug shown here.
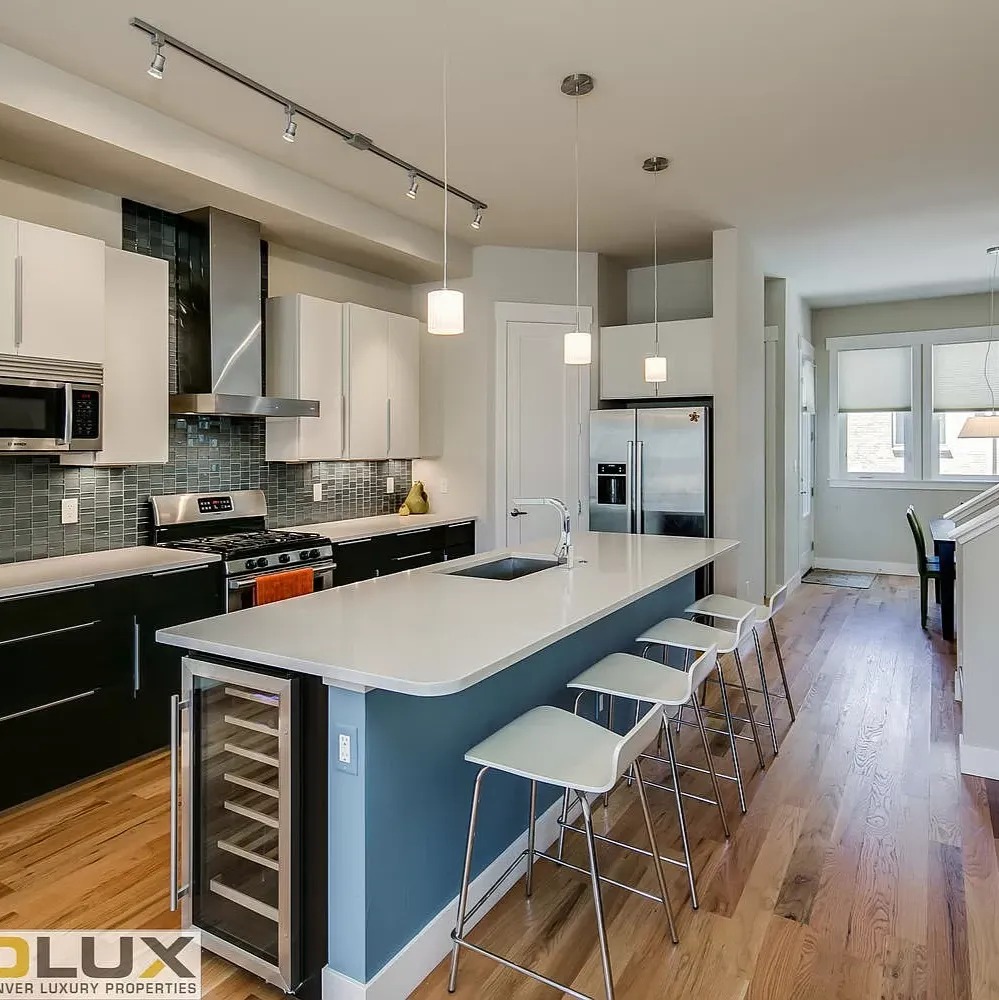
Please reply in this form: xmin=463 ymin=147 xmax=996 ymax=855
xmin=803 ymin=568 xmax=875 ymax=589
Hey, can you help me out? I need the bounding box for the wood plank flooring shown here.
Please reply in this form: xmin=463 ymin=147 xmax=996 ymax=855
xmin=0 ymin=576 xmax=996 ymax=999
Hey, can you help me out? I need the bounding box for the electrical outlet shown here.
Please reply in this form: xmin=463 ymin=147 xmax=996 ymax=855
xmin=386 ymin=476 xmax=395 ymax=493
xmin=61 ymin=498 xmax=79 ymax=524
xmin=335 ymin=725 xmax=358 ymax=775
xmin=441 ymin=478 xmax=449 ymax=495
xmin=313 ymin=483 xmax=323 ymax=502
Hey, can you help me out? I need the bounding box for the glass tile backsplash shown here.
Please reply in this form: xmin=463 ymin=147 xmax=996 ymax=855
xmin=0 ymin=201 xmax=412 ymax=564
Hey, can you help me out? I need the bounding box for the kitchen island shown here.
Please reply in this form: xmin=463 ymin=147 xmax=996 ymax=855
xmin=158 ymin=530 xmax=737 ymax=998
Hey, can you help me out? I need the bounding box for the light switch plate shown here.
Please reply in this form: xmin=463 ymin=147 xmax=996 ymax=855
xmin=313 ymin=483 xmax=323 ymax=502
xmin=441 ymin=479 xmax=449 ymax=495
xmin=335 ymin=725 xmax=358 ymax=775
xmin=386 ymin=476 xmax=395 ymax=493
xmin=61 ymin=498 xmax=79 ymax=524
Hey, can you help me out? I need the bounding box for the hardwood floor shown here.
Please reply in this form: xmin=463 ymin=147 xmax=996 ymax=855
xmin=0 ymin=576 xmax=996 ymax=999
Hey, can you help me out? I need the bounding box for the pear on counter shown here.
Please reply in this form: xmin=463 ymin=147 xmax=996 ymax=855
xmin=399 ymin=480 xmax=429 ymax=515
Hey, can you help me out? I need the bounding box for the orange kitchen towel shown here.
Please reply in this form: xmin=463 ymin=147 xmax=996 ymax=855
xmin=255 ymin=568 xmax=314 ymax=606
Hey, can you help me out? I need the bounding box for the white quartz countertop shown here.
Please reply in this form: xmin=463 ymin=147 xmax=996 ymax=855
xmin=292 ymin=512 xmax=477 ymax=543
xmin=0 ymin=547 xmax=221 ymax=600
xmin=158 ymin=532 xmax=737 ymax=697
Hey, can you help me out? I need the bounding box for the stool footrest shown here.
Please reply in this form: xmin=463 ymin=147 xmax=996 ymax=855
xmin=675 ymin=716 xmax=758 ymax=742
xmin=556 ymin=820 xmax=689 ymax=872
xmin=462 ymin=848 xmax=529 ymax=927
xmin=638 ymin=775 xmax=723 ymax=809
xmin=701 ymin=708 xmax=775 ymax=731
xmin=711 ymin=676 xmax=790 ymax=700
xmin=536 ymin=850 xmax=668 ymax=901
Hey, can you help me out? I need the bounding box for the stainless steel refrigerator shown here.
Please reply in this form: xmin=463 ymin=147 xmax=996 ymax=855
xmin=589 ymin=404 xmax=712 ymax=587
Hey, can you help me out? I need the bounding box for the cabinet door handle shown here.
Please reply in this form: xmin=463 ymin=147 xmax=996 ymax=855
xmin=13 ymin=254 xmax=22 ymax=348
xmin=132 ymin=616 xmax=141 ymax=695
xmin=386 ymin=398 xmax=392 ymax=457
xmin=170 ymin=695 xmax=190 ymax=912
xmin=340 ymin=395 xmax=346 ymax=458
xmin=0 ymin=619 xmax=99 ymax=647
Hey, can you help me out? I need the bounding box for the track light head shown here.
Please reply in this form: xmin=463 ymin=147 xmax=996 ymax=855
xmin=282 ymin=106 xmax=298 ymax=143
xmin=470 ymin=206 xmax=483 ymax=230
xmin=406 ymin=170 xmax=419 ymax=199
xmin=148 ymin=38 xmax=166 ymax=79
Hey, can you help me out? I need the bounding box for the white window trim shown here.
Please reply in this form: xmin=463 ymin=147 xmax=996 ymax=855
xmin=828 ymin=325 xmax=999 ymax=488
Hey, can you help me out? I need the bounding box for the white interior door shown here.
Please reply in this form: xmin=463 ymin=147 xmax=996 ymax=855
xmin=764 ymin=326 xmax=779 ymax=593
xmin=799 ymin=345 xmax=816 ymax=574
xmin=502 ymin=314 xmax=588 ymax=550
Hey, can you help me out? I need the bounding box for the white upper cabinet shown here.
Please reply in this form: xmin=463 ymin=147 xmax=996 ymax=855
xmin=600 ymin=318 xmax=714 ymax=400
xmin=345 ymin=304 xmax=390 ymax=460
xmin=62 ymin=248 xmax=169 ymax=467
xmin=3 ymin=219 xmax=106 ymax=364
xmin=386 ymin=312 xmax=421 ymax=459
xmin=265 ymin=295 xmax=345 ymax=463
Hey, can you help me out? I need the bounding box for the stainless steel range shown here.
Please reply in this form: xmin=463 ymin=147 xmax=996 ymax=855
xmin=150 ymin=490 xmax=335 ymax=612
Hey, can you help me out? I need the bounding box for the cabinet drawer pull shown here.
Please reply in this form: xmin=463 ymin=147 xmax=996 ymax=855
xmin=337 ymin=536 xmax=373 ymax=547
xmin=152 ymin=565 xmax=209 ymax=578
xmin=394 ymin=550 xmax=433 ymax=562
xmin=0 ymin=619 xmax=99 ymax=647
xmin=397 ymin=527 xmax=431 ymax=536
xmin=449 ymin=521 xmax=473 ymax=528
xmin=0 ymin=688 xmax=97 ymax=725
xmin=0 ymin=582 xmax=95 ymax=604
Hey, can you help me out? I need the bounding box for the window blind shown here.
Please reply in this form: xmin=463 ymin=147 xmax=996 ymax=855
xmin=837 ymin=346 xmax=912 ymax=412
xmin=932 ymin=341 xmax=999 ymax=412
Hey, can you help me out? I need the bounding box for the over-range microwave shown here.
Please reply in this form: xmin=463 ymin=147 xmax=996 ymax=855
xmin=0 ymin=357 xmax=103 ymax=454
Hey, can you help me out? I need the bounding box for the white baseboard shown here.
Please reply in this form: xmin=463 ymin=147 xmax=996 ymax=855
xmin=322 ymin=796 xmax=582 ymax=1000
xmin=959 ymin=736 xmax=999 ymax=779
xmin=811 ymin=557 xmax=918 ymax=578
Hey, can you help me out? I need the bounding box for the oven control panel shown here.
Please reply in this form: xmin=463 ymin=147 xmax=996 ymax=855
xmin=198 ymin=496 xmax=234 ymax=514
xmin=226 ymin=543 xmax=334 ymax=577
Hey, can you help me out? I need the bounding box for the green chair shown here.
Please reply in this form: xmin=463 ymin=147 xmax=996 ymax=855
xmin=906 ymin=505 xmax=942 ymax=629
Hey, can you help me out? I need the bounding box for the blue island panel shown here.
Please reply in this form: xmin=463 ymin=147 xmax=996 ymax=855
xmin=327 ymin=573 xmax=695 ymax=984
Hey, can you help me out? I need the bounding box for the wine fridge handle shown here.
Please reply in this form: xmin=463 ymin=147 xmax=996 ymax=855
xmin=170 ymin=695 xmax=189 ymax=912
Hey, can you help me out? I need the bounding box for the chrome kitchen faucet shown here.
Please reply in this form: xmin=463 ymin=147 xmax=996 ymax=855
xmin=511 ymin=497 xmax=573 ymax=568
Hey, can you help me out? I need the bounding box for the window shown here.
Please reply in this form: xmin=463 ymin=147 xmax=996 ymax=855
xmin=829 ymin=329 xmax=999 ymax=486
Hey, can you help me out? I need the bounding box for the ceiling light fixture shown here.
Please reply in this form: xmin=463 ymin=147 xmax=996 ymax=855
xmin=643 ymin=155 xmax=670 ymax=383
xmin=282 ymin=106 xmax=298 ymax=143
xmin=147 ymin=35 xmax=166 ymax=79
xmin=406 ymin=170 xmax=420 ymax=199
xmin=427 ymin=34 xmax=464 ymax=335
xmin=959 ymin=245 xmax=999 ymax=438
xmin=127 ymin=17 xmax=487 ymax=215
xmin=471 ymin=206 xmax=483 ymax=230
xmin=562 ymin=73 xmax=594 ymax=366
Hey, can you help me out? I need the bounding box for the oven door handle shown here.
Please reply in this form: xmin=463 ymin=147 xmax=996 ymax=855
xmin=227 ymin=561 xmax=337 ymax=591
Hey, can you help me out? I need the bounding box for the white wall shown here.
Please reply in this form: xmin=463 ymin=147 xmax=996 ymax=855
xmin=712 ymin=230 xmax=766 ymax=600
xmin=627 ymin=260 xmax=712 ymax=324
xmin=0 ymin=158 xmax=121 ymax=246
xmin=812 ymin=293 xmax=990 ymax=570
xmin=267 ymin=244 xmax=415 ymax=317
xmin=413 ymin=246 xmax=600 ymax=546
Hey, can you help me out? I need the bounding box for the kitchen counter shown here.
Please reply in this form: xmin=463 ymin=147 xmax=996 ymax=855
xmin=0 ymin=547 xmax=221 ymax=600
xmin=158 ymin=531 xmax=737 ymax=696
xmin=292 ymin=511 xmax=476 ymax=543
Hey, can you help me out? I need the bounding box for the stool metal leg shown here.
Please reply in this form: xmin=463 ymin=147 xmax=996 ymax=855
xmin=556 ymin=786 xmax=572 ymax=862
xmin=449 ymin=767 xmax=488 ymax=993
xmin=753 ymin=628 xmax=780 ymax=757
xmin=579 ymin=793 xmax=616 ymax=1000
xmin=603 ymin=697 xmax=616 ymax=810
xmin=633 ymin=759 xmax=680 ymax=946
xmin=732 ymin=649 xmax=767 ymax=770
xmin=661 ymin=718 xmax=697 ymax=909
xmin=770 ymin=617 xmax=796 ymax=722
xmin=526 ymin=780 xmax=537 ymax=898
xmin=692 ymin=693 xmax=730 ymax=838
xmin=716 ymin=662 xmax=747 ymax=814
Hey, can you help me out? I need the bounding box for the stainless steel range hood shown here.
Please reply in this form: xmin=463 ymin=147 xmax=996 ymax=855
xmin=170 ymin=208 xmax=319 ymax=419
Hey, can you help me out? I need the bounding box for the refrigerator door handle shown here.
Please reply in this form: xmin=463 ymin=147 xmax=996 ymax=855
xmin=626 ymin=440 xmax=636 ymax=532
xmin=636 ymin=440 xmax=645 ymax=534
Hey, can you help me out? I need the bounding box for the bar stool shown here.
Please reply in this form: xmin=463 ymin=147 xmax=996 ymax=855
xmin=558 ymin=646 xmax=728 ymax=910
xmin=686 ymin=580 xmax=796 ymax=756
xmin=637 ymin=607 xmax=764 ymax=814
xmin=449 ymin=704 xmax=676 ymax=1000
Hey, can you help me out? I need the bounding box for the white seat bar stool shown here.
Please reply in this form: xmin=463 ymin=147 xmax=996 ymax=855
xmin=448 ymin=703 xmax=677 ymax=1000
xmin=637 ymin=607 xmax=764 ymax=814
xmin=686 ymin=581 xmax=796 ymax=757
xmin=558 ymin=646 xmax=728 ymax=910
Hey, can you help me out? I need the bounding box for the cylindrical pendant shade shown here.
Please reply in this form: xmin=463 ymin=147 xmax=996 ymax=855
xmin=644 ymin=355 xmax=668 ymax=383
xmin=427 ymin=288 xmax=464 ymax=335
xmin=564 ymin=329 xmax=591 ymax=365
xmin=959 ymin=414 xmax=999 ymax=438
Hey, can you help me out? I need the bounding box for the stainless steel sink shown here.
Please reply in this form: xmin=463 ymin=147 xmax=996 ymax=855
xmin=447 ymin=556 xmax=560 ymax=581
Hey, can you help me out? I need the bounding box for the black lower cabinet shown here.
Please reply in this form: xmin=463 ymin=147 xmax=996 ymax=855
xmin=330 ymin=536 xmax=384 ymax=585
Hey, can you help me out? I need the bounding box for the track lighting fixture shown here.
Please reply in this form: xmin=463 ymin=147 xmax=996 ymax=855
xmin=470 ymin=206 xmax=483 ymax=230
xmin=407 ymin=171 xmax=419 ymax=199
xmin=148 ymin=36 xmax=166 ymax=79
xmin=282 ymin=106 xmax=298 ymax=143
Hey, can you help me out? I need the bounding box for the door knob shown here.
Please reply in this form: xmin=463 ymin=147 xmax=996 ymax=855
xmin=510 ymin=508 xmax=528 ymax=518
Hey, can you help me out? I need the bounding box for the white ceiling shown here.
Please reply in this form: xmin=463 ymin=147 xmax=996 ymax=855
xmin=0 ymin=0 xmax=998 ymax=305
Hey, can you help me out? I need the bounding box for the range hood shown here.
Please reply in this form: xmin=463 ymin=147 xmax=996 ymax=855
xmin=170 ymin=208 xmax=319 ymax=419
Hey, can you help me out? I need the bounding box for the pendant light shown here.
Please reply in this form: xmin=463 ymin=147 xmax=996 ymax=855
xmin=959 ymin=245 xmax=999 ymax=437
xmin=562 ymin=73 xmax=593 ymax=365
xmin=427 ymin=35 xmax=464 ymax=335
xmin=642 ymin=156 xmax=670 ymax=383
